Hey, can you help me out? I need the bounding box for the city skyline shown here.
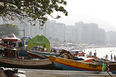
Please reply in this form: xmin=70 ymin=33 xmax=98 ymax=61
xmin=0 ymin=18 xmax=116 ymax=46
xmin=48 ymin=0 xmax=116 ymax=32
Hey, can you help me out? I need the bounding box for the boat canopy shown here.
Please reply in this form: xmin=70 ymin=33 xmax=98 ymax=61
xmin=70 ymin=50 xmax=83 ymax=52
xmin=20 ymin=37 xmax=31 ymax=45
xmin=2 ymin=33 xmax=21 ymax=42
xmin=27 ymin=34 xmax=50 ymax=52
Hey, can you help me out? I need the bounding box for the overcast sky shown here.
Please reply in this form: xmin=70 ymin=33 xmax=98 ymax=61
xmin=48 ymin=0 xmax=116 ymax=31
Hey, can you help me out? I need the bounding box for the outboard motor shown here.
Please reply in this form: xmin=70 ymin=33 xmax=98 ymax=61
xmin=0 ymin=67 xmax=26 ymax=77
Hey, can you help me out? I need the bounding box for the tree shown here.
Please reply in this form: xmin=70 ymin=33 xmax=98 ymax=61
xmin=0 ymin=24 xmax=19 ymax=38
xmin=0 ymin=0 xmax=68 ymax=27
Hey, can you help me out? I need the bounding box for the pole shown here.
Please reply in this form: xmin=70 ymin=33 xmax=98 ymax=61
xmin=45 ymin=22 xmax=46 ymax=36
xmin=23 ymin=29 xmax=25 ymax=37
xmin=106 ymin=65 xmax=112 ymax=77
xmin=106 ymin=71 xmax=112 ymax=77
xmin=23 ymin=29 xmax=25 ymax=47
xmin=64 ymin=26 xmax=65 ymax=47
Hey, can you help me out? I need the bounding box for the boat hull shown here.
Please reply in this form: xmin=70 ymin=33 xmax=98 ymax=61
xmin=29 ymin=50 xmax=58 ymax=56
xmin=49 ymin=56 xmax=116 ymax=72
xmin=54 ymin=62 xmax=89 ymax=71
xmin=27 ymin=51 xmax=46 ymax=58
xmin=49 ymin=56 xmax=103 ymax=71
xmin=0 ymin=57 xmax=54 ymax=69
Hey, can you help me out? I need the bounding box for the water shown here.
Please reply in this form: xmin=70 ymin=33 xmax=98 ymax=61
xmin=84 ymin=47 xmax=116 ymax=61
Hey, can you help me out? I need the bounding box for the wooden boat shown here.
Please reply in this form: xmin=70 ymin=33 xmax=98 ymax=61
xmin=49 ymin=56 xmax=116 ymax=72
xmin=70 ymin=49 xmax=86 ymax=56
xmin=28 ymin=50 xmax=59 ymax=57
xmin=0 ymin=47 xmax=55 ymax=69
xmin=26 ymin=35 xmax=59 ymax=57
xmin=0 ymin=56 xmax=54 ymax=69
xmin=27 ymin=51 xmax=48 ymax=58
xmin=49 ymin=56 xmax=102 ymax=71
xmin=49 ymin=49 xmax=116 ymax=72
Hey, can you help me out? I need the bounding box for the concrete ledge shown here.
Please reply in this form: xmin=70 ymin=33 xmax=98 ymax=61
xmin=19 ymin=69 xmax=116 ymax=77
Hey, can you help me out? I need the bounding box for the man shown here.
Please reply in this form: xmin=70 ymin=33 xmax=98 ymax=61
xmin=111 ymin=54 xmax=113 ymax=61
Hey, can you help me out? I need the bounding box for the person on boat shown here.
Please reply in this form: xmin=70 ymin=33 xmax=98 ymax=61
xmin=13 ymin=43 xmax=16 ymax=47
xmin=19 ymin=42 xmax=23 ymax=47
xmin=9 ymin=41 xmax=13 ymax=47
xmin=41 ymin=44 xmax=46 ymax=52
xmin=41 ymin=47 xmax=44 ymax=52
xmin=89 ymin=51 xmax=92 ymax=58
xmin=82 ymin=52 xmax=85 ymax=56
xmin=4 ymin=48 xmax=7 ymax=56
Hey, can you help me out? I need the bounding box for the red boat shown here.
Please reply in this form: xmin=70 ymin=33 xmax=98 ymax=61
xmin=70 ymin=50 xmax=86 ymax=56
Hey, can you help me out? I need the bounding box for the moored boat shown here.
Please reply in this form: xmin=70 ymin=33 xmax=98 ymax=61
xmin=27 ymin=51 xmax=48 ymax=58
xmin=27 ymin=34 xmax=59 ymax=57
xmin=49 ymin=56 xmax=116 ymax=72
xmin=0 ymin=56 xmax=54 ymax=69
xmin=0 ymin=47 xmax=55 ymax=69
xmin=28 ymin=50 xmax=59 ymax=57
xmin=49 ymin=56 xmax=102 ymax=71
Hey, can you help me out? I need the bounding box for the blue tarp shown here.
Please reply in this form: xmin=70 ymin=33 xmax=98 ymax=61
xmin=20 ymin=37 xmax=31 ymax=45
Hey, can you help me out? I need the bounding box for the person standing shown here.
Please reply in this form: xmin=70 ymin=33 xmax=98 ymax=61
xmin=111 ymin=54 xmax=113 ymax=61
xmin=94 ymin=51 xmax=97 ymax=59
xmin=105 ymin=54 xmax=108 ymax=60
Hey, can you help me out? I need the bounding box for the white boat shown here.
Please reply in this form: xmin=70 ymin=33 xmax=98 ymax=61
xmin=0 ymin=47 xmax=55 ymax=69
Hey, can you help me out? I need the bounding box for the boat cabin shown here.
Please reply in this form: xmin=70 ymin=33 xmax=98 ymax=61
xmin=70 ymin=50 xmax=85 ymax=56
xmin=2 ymin=33 xmax=22 ymax=48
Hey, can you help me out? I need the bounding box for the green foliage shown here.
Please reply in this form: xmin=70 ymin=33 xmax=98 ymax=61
xmin=0 ymin=24 xmax=19 ymax=39
xmin=0 ymin=0 xmax=68 ymax=27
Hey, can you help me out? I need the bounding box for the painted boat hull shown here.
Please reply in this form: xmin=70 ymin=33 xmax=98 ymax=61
xmin=27 ymin=51 xmax=46 ymax=58
xmin=49 ymin=56 xmax=116 ymax=72
xmin=49 ymin=56 xmax=102 ymax=71
xmin=54 ymin=62 xmax=89 ymax=71
xmin=0 ymin=56 xmax=54 ymax=69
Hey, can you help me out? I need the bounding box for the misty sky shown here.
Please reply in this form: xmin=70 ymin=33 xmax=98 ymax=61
xmin=48 ymin=0 xmax=116 ymax=31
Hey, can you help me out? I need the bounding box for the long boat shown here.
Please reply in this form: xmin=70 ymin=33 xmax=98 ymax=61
xmin=49 ymin=56 xmax=116 ymax=72
xmin=28 ymin=50 xmax=59 ymax=56
xmin=26 ymin=34 xmax=59 ymax=57
xmin=27 ymin=51 xmax=48 ymax=58
xmin=0 ymin=56 xmax=54 ymax=69
xmin=0 ymin=47 xmax=55 ymax=69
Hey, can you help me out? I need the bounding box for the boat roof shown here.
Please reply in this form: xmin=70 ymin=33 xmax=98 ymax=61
xmin=70 ymin=50 xmax=83 ymax=52
xmin=5 ymin=47 xmax=17 ymax=50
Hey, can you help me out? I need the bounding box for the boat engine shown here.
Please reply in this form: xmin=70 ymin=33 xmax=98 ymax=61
xmin=0 ymin=67 xmax=26 ymax=77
